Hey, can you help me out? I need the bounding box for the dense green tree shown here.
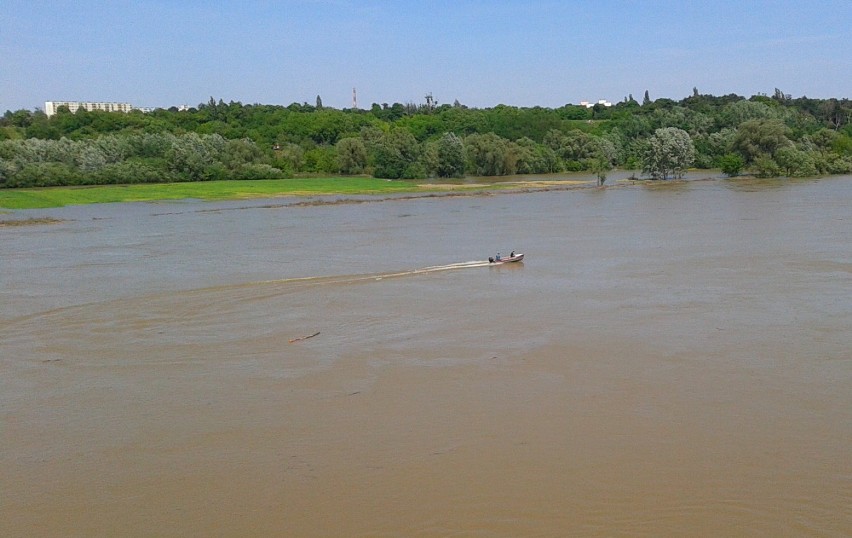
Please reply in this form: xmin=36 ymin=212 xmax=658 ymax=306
xmin=510 ymin=138 xmax=538 ymax=174
xmin=369 ymin=102 xmax=407 ymax=122
xmin=433 ymin=132 xmax=465 ymax=178
xmin=751 ymin=154 xmax=781 ymax=178
xmin=77 ymin=144 xmax=108 ymax=172
xmin=0 ymin=157 xmax=11 ymax=185
xmin=479 ymin=105 xmax=564 ymax=141
xmin=833 ymin=133 xmax=852 ymax=156
xmin=642 ymin=127 xmax=695 ymax=179
xmin=231 ymin=163 xmax=285 ymax=180
xmin=95 ymin=159 xmax=173 ymax=184
xmin=821 ymin=153 xmax=852 ymax=174
xmin=3 ymin=109 xmax=35 ymax=128
xmin=25 ymin=111 xmax=60 ymax=139
xmin=556 ymin=104 xmax=593 ymax=121
xmin=651 ymin=107 xmax=714 ymax=136
xmin=732 ymin=119 xmax=792 ymax=164
xmin=219 ymin=138 xmax=265 ymax=171
xmin=617 ymin=114 xmax=653 ymax=139
xmin=396 ymin=114 xmax=444 ymax=141
xmin=543 ymin=129 xmax=605 ymax=171
xmin=303 ymin=145 xmax=338 ymax=173
xmin=720 ymin=100 xmax=783 ymax=128
xmin=464 ymin=132 xmax=514 ymax=176
xmin=358 ymin=125 xmax=385 ymax=148
xmin=0 ymin=126 xmax=24 ymax=140
xmin=596 ymin=136 xmax=618 ymax=164
xmin=775 ymin=146 xmax=818 ymax=177
xmin=718 ymin=153 xmax=745 ymax=177
xmin=133 ymin=132 xmax=177 ymax=158
xmin=372 ymin=128 xmax=421 ymax=179
xmin=7 ymin=162 xmax=81 ymax=187
xmin=166 ymin=133 xmax=226 ymax=180
xmin=807 ymin=128 xmax=839 ymax=152
xmin=274 ymin=143 xmax=305 ymax=172
xmin=513 ymin=137 xmax=559 ymax=174
xmin=693 ymin=128 xmax=737 ymax=168
xmin=336 ymin=137 xmax=367 ymax=174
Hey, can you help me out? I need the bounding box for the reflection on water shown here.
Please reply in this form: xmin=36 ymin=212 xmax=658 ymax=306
xmin=1 ymin=176 xmax=851 ymax=537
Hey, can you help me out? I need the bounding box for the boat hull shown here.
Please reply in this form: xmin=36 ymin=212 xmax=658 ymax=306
xmin=490 ymin=253 xmax=524 ymax=264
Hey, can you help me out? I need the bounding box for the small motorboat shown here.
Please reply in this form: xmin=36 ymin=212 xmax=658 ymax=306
xmin=489 ymin=253 xmax=524 ymax=264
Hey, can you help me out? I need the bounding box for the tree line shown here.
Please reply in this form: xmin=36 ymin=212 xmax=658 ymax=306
xmin=1 ymin=90 xmax=851 ymax=188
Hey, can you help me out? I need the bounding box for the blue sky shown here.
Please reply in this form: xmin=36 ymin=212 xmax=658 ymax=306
xmin=2 ymin=0 xmax=850 ymax=112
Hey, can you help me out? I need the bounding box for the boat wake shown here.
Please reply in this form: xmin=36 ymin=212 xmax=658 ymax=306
xmin=256 ymin=260 xmax=496 ymax=288
xmin=387 ymin=259 xmax=495 ymax=276
xmin=0 ymin=260 xmax=509 ymax=328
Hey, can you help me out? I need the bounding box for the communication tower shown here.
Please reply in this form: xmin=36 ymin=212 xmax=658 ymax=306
xmin=352 ymin=87 xmax=358 ymax=109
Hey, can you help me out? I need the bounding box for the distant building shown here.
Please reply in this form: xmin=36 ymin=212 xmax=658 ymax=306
xmin=579 ymin=99 xmax=613 ymax=109
xmin=44 ymin=101 xmax=151 ymax=117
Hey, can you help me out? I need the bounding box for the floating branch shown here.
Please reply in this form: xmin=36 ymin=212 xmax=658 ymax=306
xmin=289 ymin=331 xmax=320 ymax=343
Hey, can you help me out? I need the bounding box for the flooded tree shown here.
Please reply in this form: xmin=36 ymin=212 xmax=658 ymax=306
xmin=642 ymin=127 xmax=695 ymax=179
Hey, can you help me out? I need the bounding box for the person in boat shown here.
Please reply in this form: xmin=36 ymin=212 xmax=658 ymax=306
xmin=496 ymin=252 xmax=501 ymax=261
xmin=510 ymin=251 xmax=515 ymax=258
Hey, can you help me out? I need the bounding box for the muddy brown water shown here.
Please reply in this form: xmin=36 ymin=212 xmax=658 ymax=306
xmin=2 ymin=176 xmax=851 ymax=536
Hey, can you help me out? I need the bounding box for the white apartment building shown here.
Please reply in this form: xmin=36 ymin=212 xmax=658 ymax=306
xmin=44 ymin=101 xmax=138 ymax=117
xmin=579 ymin=99 xmax=613 ymax=109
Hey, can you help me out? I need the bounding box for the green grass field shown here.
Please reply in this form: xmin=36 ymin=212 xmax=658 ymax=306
xmin=0 ymin=177 xmax=500 ymax=209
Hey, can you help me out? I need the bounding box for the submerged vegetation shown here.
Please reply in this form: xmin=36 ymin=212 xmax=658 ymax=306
xmin=1 ymin=89 xmax=850 ymax=189
xmin=0 ymin=216 xmax=63 ymax=226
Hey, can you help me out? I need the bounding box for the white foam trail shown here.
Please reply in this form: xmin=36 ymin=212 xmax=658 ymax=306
xmin=253 ymin=260 xmax=495 ymax=288
xmin=354 ymin=260 xmax=494 ymax=281
xmin=419 ymin=260 xmax=492 ymax=271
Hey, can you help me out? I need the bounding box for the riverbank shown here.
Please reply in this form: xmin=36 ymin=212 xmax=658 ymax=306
xmin=0 ymin=175 xmax=607 ymax=210
xmin=0 ymin=177 xmax=516 ymax=209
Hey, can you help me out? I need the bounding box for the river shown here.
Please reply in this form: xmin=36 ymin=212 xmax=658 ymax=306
xmin=2 ymin=175 xmax=851 ymax=536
